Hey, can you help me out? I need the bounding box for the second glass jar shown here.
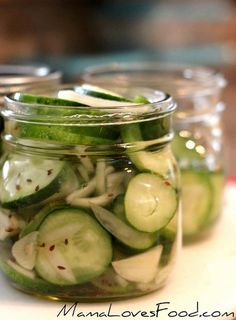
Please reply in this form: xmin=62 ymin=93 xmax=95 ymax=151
xmin=83 ymin=63 xmax=226 ymax=242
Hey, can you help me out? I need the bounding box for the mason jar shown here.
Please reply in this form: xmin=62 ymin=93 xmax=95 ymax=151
xmin=0 ymin=84 xmax=180 ymax=301
xmin=82 ymin=63 xmax=226 ymax=242
xmin=0 ymin=64 xmax=61 ymax=153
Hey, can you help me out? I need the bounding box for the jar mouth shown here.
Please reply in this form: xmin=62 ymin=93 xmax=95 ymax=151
xmin=0 ymin=64 xmax=61 ymax=86
xmin=3 ymin=85 xmax=176 ymax=126
xmin=82 ymin=62 xmax=226 ymax=98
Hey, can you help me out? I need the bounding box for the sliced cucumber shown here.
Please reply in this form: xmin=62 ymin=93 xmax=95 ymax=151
xmin=91 ymin=204 xmax=157 ymax=251
xmin=0 ymin=241 xmax=63 ymax=294
xmin=12 ymin=92 xmax=84 ymax=106
xmin=19 ymin=201 xmax=69 ymax=238
xmin=75 ymin=84 xmax=132 ymax=102
xmin=58 ymin=90 xmax=137 ymax=108
xmin=121 ymin=123 xmax=175 ymax=176
xmin=112 ymin=245 xmax=163 ymax=284
xmin=131 ymin=148 xmax=176 ymax=177
xmin=12 ymin=231 xmax=39 ymax=270
xmin=206 ymin=172 xmax=225 ymax=225
xmin=172 ymin=133 xmax=203 ymax=163
xmin=125 ymin=173 xmax=177 ymax=232
xmin=1 ymin=259 xmax=70 ymax=294
xmin=18 ymin=123 xmax=118 ymax=145
xmin=181 ymin=170 xmax=212 ymax=238
xmin=35 ymin=208 xmax=112 ymax=285
xmin=133 ymin=95 xmax=149 ymax=104
xmin=0 ymin=155 xmax=67 ymax=208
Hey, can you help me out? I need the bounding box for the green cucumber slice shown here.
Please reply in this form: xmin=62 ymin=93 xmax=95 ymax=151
xmin=18 ymin=123 xmax=118 ymax=145
xmin=125 ymin=173 xmax=177 ymax=232
xmin=91 ymin=204 xmax=157 ymax=251
xmin=12 ymin=92 xmax=84 ymax=106
xmin=112 ymin=245 xmax=163 ymax=284
xmin=172 ymin=133 xmax=204 ymax=162
xmin=181 ymin=170 xmax=212 ymax=238
xmin=0 ymin=155 xmax=67 ymax=209
xmin=58 ymin=90 xmax=138 ymax=108
xmin=207 ymin=172 xmax=224 ymax=224
xmin=121 ymin=123 xmax=175 ymax=176
xmin=0 ymin=241 xmax=63 ymax=294
xmin=75 ymin=84 xmax=132 ymax=102
xmin=19 ymin=201 xmax=69 ymax=238
xmin=35 ymin=208 xmax=112 ymax=285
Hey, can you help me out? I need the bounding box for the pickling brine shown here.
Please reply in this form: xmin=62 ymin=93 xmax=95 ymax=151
xmin=0 ymin=84 xmax=180 ymax=301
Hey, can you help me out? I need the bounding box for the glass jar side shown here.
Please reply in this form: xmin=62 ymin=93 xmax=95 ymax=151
xmin=0 ymin=86 xmax=181 ymax=301
xmin=0 ymin=143 xmax=180 ymax=301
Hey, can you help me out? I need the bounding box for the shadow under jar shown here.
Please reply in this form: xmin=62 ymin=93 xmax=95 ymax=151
xmin=82 ymin=63 xmax=226 ymax=242
xmin=0 ymin=64 xmax=61 ymax=153
xmin=0 ymin=85 xmax=180 ymax=301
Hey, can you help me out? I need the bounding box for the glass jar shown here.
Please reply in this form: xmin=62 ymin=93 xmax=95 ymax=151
xmin=0 ymin=85 xmax=180 ymax=301
xmin=82 ymin=63 xmax=226 ymax=242
xmin=0 ymin=64 xmax=61 ymax=153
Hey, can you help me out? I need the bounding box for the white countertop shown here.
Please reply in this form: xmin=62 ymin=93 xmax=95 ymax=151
xmin=0 ymin=182 xmax=236 ymax=320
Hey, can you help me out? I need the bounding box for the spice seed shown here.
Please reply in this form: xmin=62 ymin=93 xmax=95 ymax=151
xmin=47 ymin=169 xmax=53 ymax=176
xmin=49 ymin=245 xmax=55 ymax=251
xmin=57 ymin=266 xmax=66 ymax=270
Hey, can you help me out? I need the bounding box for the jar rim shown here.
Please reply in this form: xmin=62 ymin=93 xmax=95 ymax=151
xmin=0 ymin=64 xmax=61 ymax=86
xmin=82 ymin=62 xmax=226 ymax=98
xmin=3 ymin=85 xmax=176 ymax=125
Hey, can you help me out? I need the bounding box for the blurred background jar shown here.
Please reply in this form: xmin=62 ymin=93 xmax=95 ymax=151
xmin=0 ymin=65 xmax=61 ymax=153
xmin=82 ymin=62 xmax=227 ymax=242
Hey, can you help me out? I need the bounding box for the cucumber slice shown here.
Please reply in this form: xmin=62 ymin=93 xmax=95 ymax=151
xmin=19 ymin=201 xmax=69 ymax=238
xmin=0 ymin=155 xmax=67 ymax=208
xmin=125 ymin=173 xmax=177 ymax=232
xmin=12 ymin=231 xmax=39 ymax=270
xmin=1 ymin=259 xmax=68 ymax=294
xmin=0 ymin=241 xmax=63 ymax=294
xmin=133 ymin=95 xmax=149 ymax=104
xmin=121 ymin=123 xmax=175 ymax=176
xmin=12 ymin=92 xmax=84 ymax=106
xmin=13 ymin=92 xmax=120 ymax=145
xmin=18 ymin=124 xmax=118 ymax=145
xmin=112 ymin=245 xmax=163 ymax=284
xmin=75 ymin=84 xmax=132 ymax=102
xmin=181 ymin=170 xmax=212 ymax=238
xmin=91 ymin=204 xmax=157 ymax=251
xmin=131 ymin=148 xmax=176 ymax=177
xmin=172 ymin=133 xmax=203 ymax=162
xmin=207 ymin=172 xmax=224 ymax=224
xmin=58 ymin=90 xmax=138 ymax=108
xmin=35 ymin=208 xmax=112 ymax=285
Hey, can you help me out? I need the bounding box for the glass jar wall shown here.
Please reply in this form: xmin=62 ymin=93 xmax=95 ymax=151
xmin=82 ymin=63 xmax=226 ymax=242
xmin=0 ymin=85 xmax=180 ymax=301
xmin=0 ymin=65 xmax=61 ymax=153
